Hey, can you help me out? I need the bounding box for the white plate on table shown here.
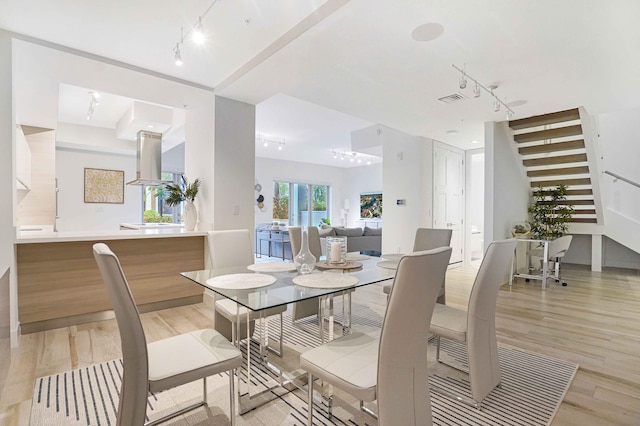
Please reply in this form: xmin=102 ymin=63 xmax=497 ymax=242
xmin=206 ymin=273 xmax=276 ymax=290
xmin=346 ymin=253 xmax=371 ymax=261
xmin=376 ymin=260 xmax=399 ymax=270
xmin=292 ymin=273 xmax=359 ymax=289
xmin=381 ymin=253 xmax=404 ymax=261
xmin=247 ymin=262 xmax=297 ymax=273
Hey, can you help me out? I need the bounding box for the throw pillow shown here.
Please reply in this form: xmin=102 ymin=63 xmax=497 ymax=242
xmin=363 ymin=226 xmax=382 ymax=236
xmin=318 ymin=227 xmax=336 ymax=237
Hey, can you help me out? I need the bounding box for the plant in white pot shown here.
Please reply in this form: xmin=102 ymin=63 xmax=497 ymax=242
xmin=164 ymin=176 xmax=201 ymax=231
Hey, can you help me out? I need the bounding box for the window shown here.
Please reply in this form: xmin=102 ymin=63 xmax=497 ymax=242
xmin=273 ymin=181 xmax=329 ymax=227
xmin=143 ymin=172 xmax=182 ymax=223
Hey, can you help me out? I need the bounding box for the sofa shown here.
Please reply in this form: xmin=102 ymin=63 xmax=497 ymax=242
xmin=319 ymin=226 xmax=382 ymax=254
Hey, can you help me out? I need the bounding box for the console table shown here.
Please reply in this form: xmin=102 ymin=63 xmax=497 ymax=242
xmin=255 ymin=229 xmax=292 ymax=260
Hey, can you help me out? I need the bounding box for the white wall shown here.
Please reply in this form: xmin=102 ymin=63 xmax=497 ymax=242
xmin=484 ymin=121 xmax=529 ymax=247
xmin=343 ymin=163 xmax=382 ymax=228
xmin=55 ymin=147 xmax=141 ymax=231
xmin=598 ymin=107 xmax=640 ymax=221
xmin=465 ymin=149 xmax=485 ymax=262
xmin=212 ymin=96 xmax=255 ymax=232
xmin=0 ymin=30 xmax=14 ymax=343
xmin=254 ymin=157 xmax=347 ymax=227
xmin=382 ymin=126 xmax=431 ymax=254
xmin=562 ymin=234 xmax=640 ymax=269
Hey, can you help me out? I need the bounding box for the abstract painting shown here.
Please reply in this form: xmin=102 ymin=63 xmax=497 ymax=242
xmin=84 ymin=168 xmax=124 ymax=204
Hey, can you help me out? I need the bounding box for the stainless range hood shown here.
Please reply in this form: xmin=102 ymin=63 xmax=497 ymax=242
xmin=126 ymin=130 xmax=171 ymax=186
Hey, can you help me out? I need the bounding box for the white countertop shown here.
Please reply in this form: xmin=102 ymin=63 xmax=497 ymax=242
xmin=15 ymin=228 xmax=208 ymax=244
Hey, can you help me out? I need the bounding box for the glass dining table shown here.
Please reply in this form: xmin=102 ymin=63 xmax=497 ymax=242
xmin=180 ymin=258 xmax=395 ymax=413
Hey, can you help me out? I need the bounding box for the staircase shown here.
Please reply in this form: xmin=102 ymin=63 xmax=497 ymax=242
xmin=508 ymin=108 xmax=600 ymax=224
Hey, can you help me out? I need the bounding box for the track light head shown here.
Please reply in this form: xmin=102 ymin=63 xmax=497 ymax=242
xmin=174 ymin=44 xmax=183 ymax=66
xmin=493 ymin=98 xmax=501 ymax=112
xmin=459 ymin=73 xmax=467 ymax=89
xmin=192 ymin=18 xmax=205 ymax=44
xmin=473 ymin=83 xmax=481 ymax=98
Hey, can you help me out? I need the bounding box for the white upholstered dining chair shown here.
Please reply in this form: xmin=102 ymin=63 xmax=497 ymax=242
xmin=208 ymin=229 xmax=286 ymax=356
xmin=527 ymin=235 xmax=573 ymax=286
xmin=383 ymin=227 xmax=452 ymax=303
xmin=429 ymin=238 xmax=518 ymax=408
xmin=93 ymin=243 xmax=242 ymax=426
xmin=300 ymin=247 xmax=453 ymax=426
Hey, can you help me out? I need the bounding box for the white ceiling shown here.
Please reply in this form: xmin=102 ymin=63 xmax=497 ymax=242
xmin=3 ymin=0 xmax=640 ymax=161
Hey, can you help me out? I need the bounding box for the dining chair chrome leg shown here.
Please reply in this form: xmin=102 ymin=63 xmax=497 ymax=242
xmin=203 ymin=378 xmax=208 ymax=404
xmin=229 ymin=369 xmax=236 ymax=426
xmin=359 ymin=400 xmax=378 ymax=419
xmin=430 ymin=382 xmax=482 ymax=410
xmin=307 ymin=372 xmax=314 ymax=426
xmin=435 ymin=336 xmax=469 ymax=373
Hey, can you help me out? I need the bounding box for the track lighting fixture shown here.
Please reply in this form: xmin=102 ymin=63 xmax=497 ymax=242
xmin=256 ymin=134 xmax=285 ymax=151
xmin=331 ymin=149 xmax=375 ymax=165
xmin=174 ymin=43 xmax=183 ymax=66
xmin=459 ymin=73 xmax=467 ymax=90
xmin=172 ymin=0 xmax=219 ymax=66
xmin=192 ymin=18 xmax=205 ymax=44
xmin=452 ymin=64 xmax=515 ymax=118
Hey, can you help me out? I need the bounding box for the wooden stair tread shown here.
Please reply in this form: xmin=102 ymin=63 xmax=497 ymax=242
xmin=527 ymin=166 xmax=590 ymax=177
xmin=509 ymin=108 xmax=580 ymax=130
xmin=569 ymin=218 xmax=598 ymax=223
xmin=537 ymin=199 xmax=594 ymax=206
xmin=519 ymin=139 xmax=585 ymax=155
xmin=572 ymin=209 xmax=596 ymax=215
xmin=514 ymin=125 xmax=583 ymax=143
xmin=523 ymin=153 xmax=588 ymax=167
xmin=530 ymin=178 xmax=591 ymax=187
xmin=538 ymin=188 xmax=593 ymax=196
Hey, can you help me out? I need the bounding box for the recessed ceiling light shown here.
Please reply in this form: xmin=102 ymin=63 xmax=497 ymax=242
xmin=147 ymin=124 xmax=155 ymax=129
xmin=472 ymin=140 xmax=479 ymax=144
xmin=411 ymin=23 xmax=444 ymax=42
xmin=446 ymin=130 xmax=458 ymax=134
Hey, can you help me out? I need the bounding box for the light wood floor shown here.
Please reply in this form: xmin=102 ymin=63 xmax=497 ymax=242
xmin=0 ymin=262 xmax=639 ymax=425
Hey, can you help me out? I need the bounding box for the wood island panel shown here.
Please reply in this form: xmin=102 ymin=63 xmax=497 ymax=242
xmin=17 ymin=236 xmax=205 ymax=332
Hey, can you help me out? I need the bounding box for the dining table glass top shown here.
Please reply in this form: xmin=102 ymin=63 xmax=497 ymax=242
xmin=181 ymin=258 xmax=395 ymax=312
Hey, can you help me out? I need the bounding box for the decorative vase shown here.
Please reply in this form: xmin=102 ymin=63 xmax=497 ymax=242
xmin=184 ymin=201 xmax=197 ymax=231
xmin=294 ymin=227 xmax=316 ymax=274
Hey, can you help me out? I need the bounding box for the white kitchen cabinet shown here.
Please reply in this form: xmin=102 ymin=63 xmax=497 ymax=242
xmin=16 ymin=126 xmax=31 ymax=190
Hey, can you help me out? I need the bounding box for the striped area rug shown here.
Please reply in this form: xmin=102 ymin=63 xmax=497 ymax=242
xmin=30 ymin=305 xmax=577 ymax=426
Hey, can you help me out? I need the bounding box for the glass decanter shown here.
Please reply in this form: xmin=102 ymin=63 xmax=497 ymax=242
xmin=294 ymin=227 xmax=316 ymax=274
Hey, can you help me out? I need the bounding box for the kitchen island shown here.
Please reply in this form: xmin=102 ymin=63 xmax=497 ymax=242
xmin=15 ymin=228 xmax=208 ymax=333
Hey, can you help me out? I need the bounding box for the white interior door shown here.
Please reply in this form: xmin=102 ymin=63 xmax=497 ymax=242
xmin=433 ymin=144 xmax=464 ymax=264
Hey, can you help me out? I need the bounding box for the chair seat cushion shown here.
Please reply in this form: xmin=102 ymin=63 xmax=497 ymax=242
xmin=299 ymin=332 xmax=378 ymax=402
xmin=215 ymin=298 xmax=286 ymax=322
xmin=430 ymin=304 xmax=467 ymax=342
xmin=148 ymin=329 xmax=242 ymax=393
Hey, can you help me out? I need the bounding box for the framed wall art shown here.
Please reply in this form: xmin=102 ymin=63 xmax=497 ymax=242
xmin=84 ymin=168 xmax=124 ymax=204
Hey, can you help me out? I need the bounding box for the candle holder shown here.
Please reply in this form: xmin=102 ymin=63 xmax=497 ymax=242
xmin=326 ymin=236 xmax=347 ymax=265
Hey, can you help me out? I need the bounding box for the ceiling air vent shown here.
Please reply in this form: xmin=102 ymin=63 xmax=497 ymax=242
xmin=438 ymin=93 xmax=467 ymax=103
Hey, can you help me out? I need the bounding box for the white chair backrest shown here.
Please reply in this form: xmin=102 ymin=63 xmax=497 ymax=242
xmin=413 ymin=228 xmax=453 ymax=252
xmin=549 ymin=235 xmax=572 ymax=259
xmin=207 ymin=229 xmax=254 ymax=269
xmin=93 ymin=243 xmax=149 ymax=425
xmin=467 ymin=239 xmax=518 ymax=323
xmin=378 ymin=246 xmax=452 ymax=425
xmin=288 ymin=226 xmax=322 ymax=259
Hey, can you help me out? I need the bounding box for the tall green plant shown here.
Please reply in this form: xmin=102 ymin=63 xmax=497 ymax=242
xmin=164 ymin=176 xmax=201 ymax=206
xmin=528 ymin=184 xmax=574 ymax=239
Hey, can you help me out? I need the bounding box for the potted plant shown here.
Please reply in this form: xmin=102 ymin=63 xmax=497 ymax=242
xmin=527 ymin=184 xmax=574 ymax=239
xmin=165 ymin=176 xmax=201 ymax=231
